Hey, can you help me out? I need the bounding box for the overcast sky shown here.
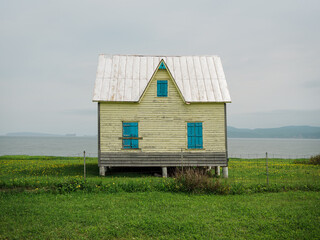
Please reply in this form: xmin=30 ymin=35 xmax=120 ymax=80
xmin=0 ymin=0 xmax=319 ymax=135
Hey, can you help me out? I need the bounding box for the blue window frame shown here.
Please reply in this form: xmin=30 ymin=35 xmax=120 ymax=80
xmin=122 ymin=122 xmax=139 ymax=149
xmin=187 ymin=122 xmax=203 ymax=149
xmin=157 ymin=80 xmax=168 ymax=97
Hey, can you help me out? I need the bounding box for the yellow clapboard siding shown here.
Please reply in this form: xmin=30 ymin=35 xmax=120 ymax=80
xmin=100 ymin=69 xmax=226 ymax=153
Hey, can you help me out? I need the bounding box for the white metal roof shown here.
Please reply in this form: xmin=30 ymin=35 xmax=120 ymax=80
xmin=92 ymin=54 xmax=231 ymax=103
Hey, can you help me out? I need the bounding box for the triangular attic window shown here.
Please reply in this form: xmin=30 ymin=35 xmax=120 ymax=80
xmin=158 ymin=62 xmax=166 ymax=70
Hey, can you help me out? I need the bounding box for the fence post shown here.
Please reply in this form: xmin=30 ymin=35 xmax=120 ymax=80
xmin=181 ymin=148 xmax=184 ymax=173
xmin=266 ymin=152 xmax=269 ymax=185
xmin=84 ymin=150 xmax=86 ymax=180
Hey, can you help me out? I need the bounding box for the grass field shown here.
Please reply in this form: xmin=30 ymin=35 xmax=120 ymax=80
xmin=0 ymin=155 xmax=319 ymax=239
xmin=0 ymin=155 xmax=319 ymax=193
xmin=229 ymin=157 xmax=319 ymax=186
xmin=1 ymin=191 xmax=320 ymax=239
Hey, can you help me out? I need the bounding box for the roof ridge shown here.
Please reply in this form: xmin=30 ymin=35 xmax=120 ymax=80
xmin=99 ymin=54 xmax=220 ymax=58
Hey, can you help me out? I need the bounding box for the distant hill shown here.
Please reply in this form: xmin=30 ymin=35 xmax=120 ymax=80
xmin=228 ymin=126 xmax=320 ymax=139
xmin=5 ymin=126 xmax=320 ymax=139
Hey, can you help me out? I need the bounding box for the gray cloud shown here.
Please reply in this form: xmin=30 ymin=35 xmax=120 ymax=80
xmin=61 ymin=109 xmax=97 ymax=116
xmin=1 ymin=0 xmax=320 ymax=135
xmin=302 ymin=80 xmax=320 ymax=88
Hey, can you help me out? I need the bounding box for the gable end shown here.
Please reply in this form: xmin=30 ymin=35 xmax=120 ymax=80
xmin=138 ymin=59 xmax=186 ymax=103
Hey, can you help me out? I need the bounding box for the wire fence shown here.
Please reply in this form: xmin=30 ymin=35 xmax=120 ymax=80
xmin=60 ymin=152 xmax=98 ymax=158
xmin=228 ymin=153 xmax=313 ymax=159
xmin=227 ymin=153 xmax=320 ymax=186
xmin=66 ymin=152 xmax=316 ymax=159
xmin=1 ymin=152 xmax=317 ymax=159
xmin=77 ymin=151 xmax=319 ymax=187
xmin=0 ymin=151 xmax=319 ymax=188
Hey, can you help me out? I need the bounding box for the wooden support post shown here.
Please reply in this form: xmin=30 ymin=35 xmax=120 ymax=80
xmin=180 ymin=148 xmax=184 ymax=173
xmin=99 ymin=166 xmax=106 ymax=176
xmin=215 ymin=166 xmax=220 ymax=176
xmin=162 ymin=167 xmax=168 ymax=178
xmin=222 ymin=166 xmax=228 ymax=178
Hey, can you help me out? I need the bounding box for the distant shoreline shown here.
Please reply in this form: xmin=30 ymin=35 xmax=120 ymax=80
xmin=3 ymin=125 xmax=320 ymax=139
xmin=1 ymin=136 xmax=320 ymax=140
xmin=228 ymin=126 xmax=320 ymax=139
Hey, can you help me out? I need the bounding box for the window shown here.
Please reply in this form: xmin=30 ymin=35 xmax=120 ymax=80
xmin=187 ymin=122 xmax=203 ymax=149
xmin=122 ymin=122 xmax=139 ymax=149
xmin=157 ymin=80 xmax=168 ymax=97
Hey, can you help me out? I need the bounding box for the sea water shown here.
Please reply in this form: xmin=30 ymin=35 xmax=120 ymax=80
xmin=0 ymin=136 xmax=319 ymax=158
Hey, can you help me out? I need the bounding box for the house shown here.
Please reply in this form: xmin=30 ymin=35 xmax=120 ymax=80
xmin=92 ymin=55 xmax=231 ymax=177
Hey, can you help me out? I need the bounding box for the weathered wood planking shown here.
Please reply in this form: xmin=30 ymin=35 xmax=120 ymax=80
xmin=99 ymin=69 xmax=226 ymax=154
xmin=99 ymin=152 xmax=227 ymax=167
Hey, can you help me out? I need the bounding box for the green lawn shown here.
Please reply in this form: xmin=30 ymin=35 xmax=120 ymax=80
xmin=0 ymin=155 xmax=319 ymax=239
xmin=0 ymin=155 xmax=319 ymax=193
xmin=228 ymin=158 xmax=320 ymax=186
xmin=0 ymin=191 xmax=319 ymax=239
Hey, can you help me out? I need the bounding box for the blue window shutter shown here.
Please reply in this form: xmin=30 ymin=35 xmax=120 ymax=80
xmin=188 ymin=122 xmax=203 ymax=149
xmin=187 ymin=123 xmax=192 ymax=148
xmin=195 ymin=123 xmax=203 ymax=148
xmin=157 ymin=80 xmax=168 ymax=97
xmin=131 ymin=122 xmax=138 ymax=137
xmin=187 ymin=123 xmax=195 ymax=149
xmin=157 ymin=81 xmax=161 ymax=96
xmin=123 ymin=122 xmax=139 ymax=149
xmin=195 ymin=123 xmax=202 ymax=137
xmin=123 ymin=123 xmax=131 ymax=148
xmin=123 ymin=123 xmax=130 ymax=137
xmin=130 ymin=122 xmax=138 ymax=148
xmin=163 ymin=82 xmax=168 ymax=96
xmin=128 ymin=122 xmax=138 ymax=137
xmin=123 ymin=139 xmax=131 ymax=149
xmin=131 ymin=139 xmax=139 ymax=149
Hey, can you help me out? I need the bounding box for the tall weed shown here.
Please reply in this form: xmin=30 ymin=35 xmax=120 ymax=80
xmin=310 ymin=155 xmax=320 ymax=165
xmin=174 ymin=168 xmax=230 ymax=194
